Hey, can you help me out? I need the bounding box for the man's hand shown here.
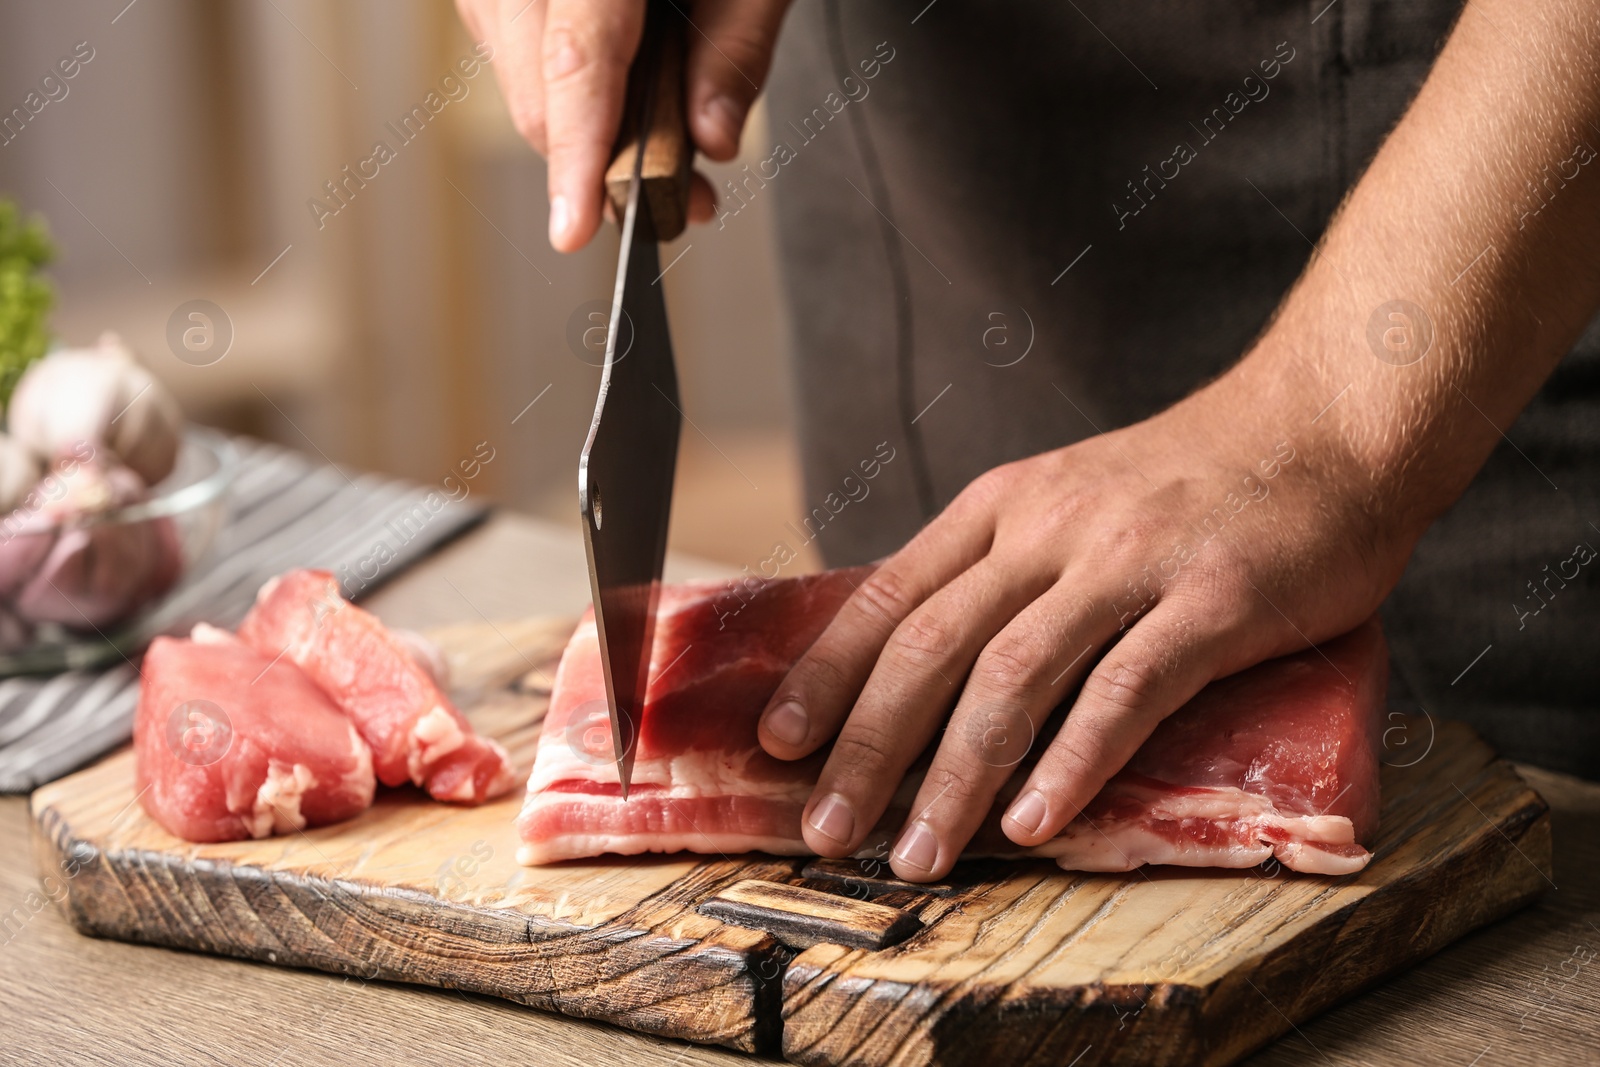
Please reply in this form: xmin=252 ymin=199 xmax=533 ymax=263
xmin=455 ymin=0 xmax=792 ymax=251
xmin=758 ymin=386 xmax=1404 ymax=882
xmin=759 ymin=0 xmax=1600 ymax=882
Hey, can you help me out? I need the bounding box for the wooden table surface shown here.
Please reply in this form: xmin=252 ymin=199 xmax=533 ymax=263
xmin=2 ymin=513 xmax=1596 ymax=1066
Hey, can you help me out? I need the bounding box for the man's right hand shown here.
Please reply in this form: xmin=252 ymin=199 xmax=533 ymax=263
xmin=456 ymin=0 xmax=793 ymax=252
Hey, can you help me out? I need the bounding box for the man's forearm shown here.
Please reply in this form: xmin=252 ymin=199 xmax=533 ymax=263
xmin=1213 ymin=0 xmax=1600 ymax=551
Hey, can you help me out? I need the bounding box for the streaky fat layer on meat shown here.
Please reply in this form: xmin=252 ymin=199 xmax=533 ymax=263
xmin=1028 ymin=619 xmax=1386 ymax=876
xmin=518 ymin=569 xmax=1387 ymax=876
xmin=516 ymin=570 xmax=870 ymax=865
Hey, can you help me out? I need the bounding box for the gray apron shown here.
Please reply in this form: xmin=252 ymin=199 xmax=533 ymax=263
xmin=763 ymin=0 xmax=1600 ymax=777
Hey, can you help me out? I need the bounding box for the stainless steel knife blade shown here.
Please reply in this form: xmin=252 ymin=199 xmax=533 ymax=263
xmin=579 ymin=16 xmax=686 ymax=798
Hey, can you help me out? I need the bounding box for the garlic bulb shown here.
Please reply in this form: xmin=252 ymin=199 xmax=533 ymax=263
xmin=29 ymin=449 xmax=144 ymax=517
xmin=7 ymin=333 xmax=184 ymax=486
xmin=14 ymin=518 xmax=176 ymax=629
xmin=0 ymin=433 xmax=40 ymax=512
xmin=3 ymin=454 xmax=184 ymax=629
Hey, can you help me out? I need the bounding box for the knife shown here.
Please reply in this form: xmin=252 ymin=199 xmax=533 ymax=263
xmin=580 ymin=1 xmax=691 ymax=800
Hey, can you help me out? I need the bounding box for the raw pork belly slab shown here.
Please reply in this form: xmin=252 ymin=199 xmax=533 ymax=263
xmin=517 ymin=570 xmax=1387 ymax=875
xmin=239 ymin=569 xmax=515 ymax=804
xmin=136 ymin=626 xmax=375 ymax=842
xmin=1022 ymin=618 xmax=1386 ymax=876
xmin=516 ymin=570 xmax=869 ymax=865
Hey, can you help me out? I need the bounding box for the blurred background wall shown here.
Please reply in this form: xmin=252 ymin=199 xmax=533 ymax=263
xmin=0 ymin=0 xmax=818 ymax=570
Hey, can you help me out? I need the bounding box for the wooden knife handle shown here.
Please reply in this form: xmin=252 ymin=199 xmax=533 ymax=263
xmin=604 ymin=1 xmax=692 ymax=242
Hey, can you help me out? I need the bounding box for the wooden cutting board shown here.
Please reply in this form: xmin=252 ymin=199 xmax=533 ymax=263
xmin=29 ymin=617 xmax=1552 ymax=1067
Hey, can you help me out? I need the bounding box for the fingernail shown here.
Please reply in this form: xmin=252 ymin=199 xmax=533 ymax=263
xmin=894 ymin=821 xmax=939 ymax=872
xmin=763 ymin=701 xmax=808 ymax=746
xmin=704 ymin=93 xmax=745 ymax=145
xmin=1005 ymin=790 xmax=1048 ymax=836
xmin=548 ymin=194 xmax=572 ymax=246
xmin=808 ymin=793 xmax=855 ymax=845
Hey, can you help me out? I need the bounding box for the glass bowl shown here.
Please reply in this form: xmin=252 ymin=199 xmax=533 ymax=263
xmin=0 ymin=428 xmax=236 ymax=675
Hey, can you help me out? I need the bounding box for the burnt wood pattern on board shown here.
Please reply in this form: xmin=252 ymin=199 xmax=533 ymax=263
xmin=30 ymin=619 xmax=1552 ymax=1066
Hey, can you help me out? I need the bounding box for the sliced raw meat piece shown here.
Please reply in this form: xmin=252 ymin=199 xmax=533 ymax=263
xmin=516 ymin=570 xmax=1385 ymax=875
xmin=516 ymin=570 xmax=869 ymax=864
xmin=135 ymin=625 xmax=375 ymax=842
xmin=239 ymin=569 xmax=515 ymax=804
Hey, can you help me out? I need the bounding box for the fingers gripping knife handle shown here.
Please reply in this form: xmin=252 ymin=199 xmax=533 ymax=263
xmin=604 ymin=1 xmax=693 ymax=242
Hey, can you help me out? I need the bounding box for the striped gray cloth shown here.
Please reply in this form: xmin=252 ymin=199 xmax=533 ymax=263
xmin=0 ymin=437 xmax=486 ymax=793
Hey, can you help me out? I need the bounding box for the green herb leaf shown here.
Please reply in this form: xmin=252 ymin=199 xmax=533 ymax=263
xmin=0 ymin=199 xmax=57 ymax=410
